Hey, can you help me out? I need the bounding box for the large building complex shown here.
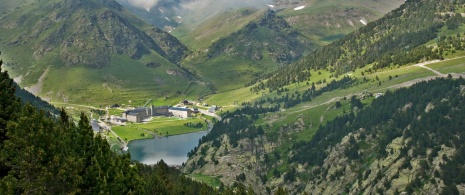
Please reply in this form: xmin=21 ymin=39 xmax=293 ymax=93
xmin=122 ymin=105 xmax=192 ymax=123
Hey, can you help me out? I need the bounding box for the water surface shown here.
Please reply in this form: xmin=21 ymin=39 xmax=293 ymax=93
xmin=128 ymin=131 xmax=207 ymax=166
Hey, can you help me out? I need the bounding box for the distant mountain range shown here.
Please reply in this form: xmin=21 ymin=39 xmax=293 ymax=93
xmin=0 ymin=0 xmax=406 ymax=104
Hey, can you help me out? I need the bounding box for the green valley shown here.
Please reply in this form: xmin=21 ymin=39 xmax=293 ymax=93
xmin=2 ymin=0 xmax=465 ymax=194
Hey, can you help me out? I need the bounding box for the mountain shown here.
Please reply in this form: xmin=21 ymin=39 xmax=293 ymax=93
xmin=181 ymin=0 xmax=465 ymax=193
xmin=0 ymin=0 xmax=211 ymax=105
xmin=112 ymin=0 xmax=405 ymax=92
xmin=182 ymin=10 xmax=316 ymax=92
xmin=116 ymin=0 xmax=405 ymax=47
xmin=265 ymin=0 xmax=465 ymax=91
xmin=276 ymin=0 xmax=406 ymax=45
xmin=184 ymin=78 xmax=465 ymax=194
xmin=115 ymin=0 xmax=182 ymax=31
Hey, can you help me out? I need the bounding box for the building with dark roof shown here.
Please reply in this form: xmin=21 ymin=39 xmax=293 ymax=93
xmin=122 ymin=105 xmax=192 ymax=122
xmin=169 ymin=107 xmax=192 ymax=118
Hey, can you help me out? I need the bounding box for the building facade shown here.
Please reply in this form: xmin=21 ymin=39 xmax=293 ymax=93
xmin=169 ymin=107 xmax=192 ymax=118
xmin=122 ymin=106 xmax=191 ymax=122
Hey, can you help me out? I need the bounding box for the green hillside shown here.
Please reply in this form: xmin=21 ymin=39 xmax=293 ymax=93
xmin=172 ymin=8 xmax=266 ymax=51
xmin=182 ymin=0 xmax=465 ymax=193
xmin=277 ymin=0 xmax=405 ymax=45
xmin=0 ymin=0 xmax=211 ymax=106
xmin=182 ymin=10 xmax=316 ymax=92
xmin=265 ymin=0 xmax=465 ymax=91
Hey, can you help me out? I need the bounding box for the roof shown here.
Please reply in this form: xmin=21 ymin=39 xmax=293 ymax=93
xmin=153 ymin=106 xmax=170 ymax=109
xmin=127 ymin=112 xmax=140 ymax=116
xmin=169 ymin=107 xmax=190 ymax=111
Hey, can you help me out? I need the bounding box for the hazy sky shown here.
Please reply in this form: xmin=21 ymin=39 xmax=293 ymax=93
xmin=126 ymin=0 xmax=273 ymax=10
xmin=126 ymin=0 xmax=160 ymax=9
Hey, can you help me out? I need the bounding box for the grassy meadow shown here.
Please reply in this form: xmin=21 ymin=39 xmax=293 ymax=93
xmin=110 ymin=116 xmax=208 ymax=141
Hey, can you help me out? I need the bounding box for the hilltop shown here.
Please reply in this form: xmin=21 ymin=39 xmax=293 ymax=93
xmin=0 ymin=0 xmax=211 ymax=105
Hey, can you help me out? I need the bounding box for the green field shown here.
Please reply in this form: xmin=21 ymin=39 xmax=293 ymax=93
xmin=111 ymin=117 xmax=208 ymax=141
xmin=188 ymin=174 xmax=222 ymax=189
xmin=136 ymin=117 xmax=208 ymax=136
xmin=426 ymin=57 xmax=465 ymax=74
xmin=112 ymin=125 xmax=154 ymax=142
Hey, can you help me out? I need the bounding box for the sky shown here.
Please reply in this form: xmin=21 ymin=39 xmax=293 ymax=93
xmin=126 ymin=0 xmax=273 ymax=11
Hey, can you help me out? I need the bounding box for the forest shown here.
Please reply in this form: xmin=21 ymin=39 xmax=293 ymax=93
xmin=290 ymin=77 xmax=465 ymax=194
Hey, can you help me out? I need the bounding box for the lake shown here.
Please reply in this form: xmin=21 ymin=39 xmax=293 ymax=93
xmin=128 ymin=131 xmax=208 ymax=166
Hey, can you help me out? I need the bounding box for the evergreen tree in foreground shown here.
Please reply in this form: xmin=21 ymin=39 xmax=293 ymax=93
xmin=0 ymin=54 xmax=21 ymax=178
xmin=0 ymin=54 xmax=220 ymax=194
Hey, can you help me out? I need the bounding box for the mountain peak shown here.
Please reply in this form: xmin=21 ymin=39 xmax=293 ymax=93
xmin=2 ymin=0 xmax=188 ymax=68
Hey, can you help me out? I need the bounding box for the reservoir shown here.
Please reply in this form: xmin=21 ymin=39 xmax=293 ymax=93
xmin=128 ymin=131 xmax=208 ymax=166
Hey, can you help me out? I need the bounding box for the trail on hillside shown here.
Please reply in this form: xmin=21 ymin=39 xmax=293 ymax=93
xmin=287 ymin=57 xmax=465 ymax=114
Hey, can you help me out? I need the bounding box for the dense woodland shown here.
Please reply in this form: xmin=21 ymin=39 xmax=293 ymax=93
xmin=290 ymin=78 xmax=465 ymax=194
xmin=264 ymin=0 xmax=465 ymax=90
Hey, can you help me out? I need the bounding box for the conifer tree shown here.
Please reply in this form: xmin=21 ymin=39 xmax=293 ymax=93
xmin=0 ymin=55 xmax=21 ymax=179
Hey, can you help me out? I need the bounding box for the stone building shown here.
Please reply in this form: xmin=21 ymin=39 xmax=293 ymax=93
xmin=169 ymin=107 xmax=192 ymax=118
xmin=122 ymin=106 xmax=191 ymax=122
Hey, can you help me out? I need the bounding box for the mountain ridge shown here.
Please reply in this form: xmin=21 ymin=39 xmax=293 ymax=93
xmin=182 ymin=9 xmax=316 ymax=92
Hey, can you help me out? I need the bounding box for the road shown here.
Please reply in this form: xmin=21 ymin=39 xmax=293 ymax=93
xmin=98 ymin=120 xmax=128 ymax=150
xmin=198 ymin=108 xmax=222 ymax=121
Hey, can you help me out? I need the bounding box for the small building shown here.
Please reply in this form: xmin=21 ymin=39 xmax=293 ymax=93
xmin=169 ymin=107 xmax=192 ymax=118
xmin=126 ymin=112 xmax=141 ymax=123
xmin=209 ymin=105 xmax=217 ymax=113
xmin=374 ymin=93 xmax=383 ymax=99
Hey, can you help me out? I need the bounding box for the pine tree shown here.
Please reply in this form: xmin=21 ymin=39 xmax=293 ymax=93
xmin=0 ymin=57 xmax=21 ymax=145
xmin=0 ymin=56 xmax=21 ymax=179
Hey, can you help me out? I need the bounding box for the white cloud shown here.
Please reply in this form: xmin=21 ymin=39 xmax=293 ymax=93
xmin=127 ymin=0 xmax=159 ymax=9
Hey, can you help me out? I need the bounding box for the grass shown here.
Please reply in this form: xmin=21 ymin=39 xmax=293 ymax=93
xmin=136 ymin=117 xmax=208 ymax=136
xmin=426 ymin=57 xmax=465 ymax=74
xmin=112 ymin=125 xmax=154 ymax=142
xmin=111 ymin=116 xmax=208 ymax=140
xmin=172 ymin=8 xmax=265 ymax=50
xmin=108 ymin=108 xmax=124 ymax=116
xmin=205 ymin=51 xmax=465 ymax=146
xmin=188 ymin=174 xmax=222 ymax=189
xmin=276 ymin=0 xmax=404 ymax=45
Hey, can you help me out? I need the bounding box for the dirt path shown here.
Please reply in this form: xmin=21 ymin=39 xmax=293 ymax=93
xmin=288 ymin=97 xmax=342 ymax=114
xmin=413 ymin=60 xmax=445 ymax=76
xmin=286 ymin=57 xmax=465 ymax=114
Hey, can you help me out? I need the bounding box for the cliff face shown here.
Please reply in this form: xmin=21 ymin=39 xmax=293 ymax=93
xmin=1 ymin=0 xmax=189 ymax=68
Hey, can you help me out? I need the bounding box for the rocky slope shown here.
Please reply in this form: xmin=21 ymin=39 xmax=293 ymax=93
xmin=183 ymin=78 xmax=465 ymax=194
xmin=0 ymin=0 xmax=188 ymax=68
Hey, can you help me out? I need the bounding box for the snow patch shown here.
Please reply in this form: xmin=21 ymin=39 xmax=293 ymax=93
xmin=267 ymin=4 xmax=275 ymax=8
xmin=294 ymin=6 xmax=305 ymax=11
xmin=359 ymin=19 xmax=367 ymax=25
xmin=165 ymin=17 xmax=171 ymax=22
xmin=158 ymin=8 xmax=164 ymax=13
xmin=145 ymin=7 xmax=150 ymax=12
xmin=177 ymin=16 xmax=182 ymax=19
